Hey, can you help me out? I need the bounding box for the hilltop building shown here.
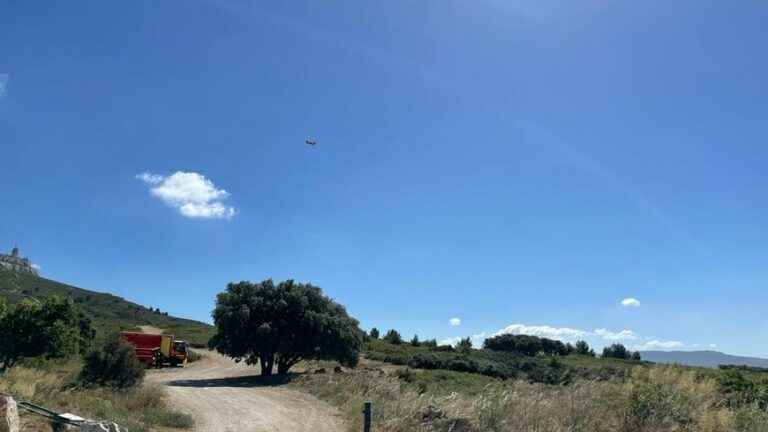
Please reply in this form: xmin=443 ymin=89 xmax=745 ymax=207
xmin=0 ymin=245 xmax=39 ymax=275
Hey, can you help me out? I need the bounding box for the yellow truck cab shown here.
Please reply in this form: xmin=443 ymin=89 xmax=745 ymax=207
xmin=157 ymin=334 xmax=188 ymax=367
xmin=172 ymin=340 xmax=189 ymax=366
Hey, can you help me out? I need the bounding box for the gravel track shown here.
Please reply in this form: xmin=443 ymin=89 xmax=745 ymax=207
xmin=147 ymin=351 xmax=344 ymax=432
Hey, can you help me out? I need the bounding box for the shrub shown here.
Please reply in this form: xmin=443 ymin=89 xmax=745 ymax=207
xmin=602 ymin=343 xmax=641 ymax=360
xmin=620 ymin=366 xmax=721 ymax=431
xmin=718 ymin=369 xmax=768 ymax=409
xmin=456 ymin=337 xmax=473 ymax=353
xmin=383 ymin=329 xmax=403 ymax=345
xmin=575 ymin=340 xmax=596 ymax=357
xmin=422 ymin=339 xmax=438 ymax=348
xmin=369 ymin=327 xmax=380 ymax=339
xmin=483 ymin=333 xmax=569 ymax=356
xmin=0 ymin=296 xmax=90 ymax=372
xmin=79 ymin=334 xmax=145 ymax=389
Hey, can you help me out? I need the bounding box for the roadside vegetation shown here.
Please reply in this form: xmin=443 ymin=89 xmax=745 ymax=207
xmin=0 ymin=296 xmax=193 ymax=431
xmin=365 ymin=335 xmax=633 ymax=384
xmin=290 ymin=327 xmax=768 ymax=432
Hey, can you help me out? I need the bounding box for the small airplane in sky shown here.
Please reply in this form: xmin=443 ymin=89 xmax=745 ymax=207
xmin=305 ymin=139 xmax=317 ymax=146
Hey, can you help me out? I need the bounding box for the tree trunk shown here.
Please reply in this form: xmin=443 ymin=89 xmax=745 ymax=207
xmin=277 ymin=359 xmax=289 ymax=375
xmin=276 ymin=355 xmax=299 ymax=375
xmin=260 ymin=353 xmax=274 ymax=377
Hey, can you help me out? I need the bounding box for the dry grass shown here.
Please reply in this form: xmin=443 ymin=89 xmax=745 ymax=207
xmin=0 ymin=360 xmax=193 ymax=431
xmin=292 ymin=364 xmax=768 ymax=432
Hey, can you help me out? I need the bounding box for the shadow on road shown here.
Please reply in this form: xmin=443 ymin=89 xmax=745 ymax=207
xmin=166 ymin=373 xmax=299 ymax=388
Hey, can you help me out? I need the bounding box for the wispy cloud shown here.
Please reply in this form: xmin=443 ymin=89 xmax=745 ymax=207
xmin=594 ymin=328 xmax=638 ymax=341
xmin=136 ymin=171 xmax=236 ymax=220
xmin=632 ymin=340 xmax=685 ymax=350
xmin=621 ymin=298 xmax=641 ymax=308
xmin=493 ymin=324 xmax=587 ymax=341
xmin=449 ymin=318 xmax=461 ymax=327
xmin=0 ymin=74 xmax=8 ymax=98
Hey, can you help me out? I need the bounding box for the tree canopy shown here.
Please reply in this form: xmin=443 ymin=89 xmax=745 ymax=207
xmin=456 ymin=337 xmax=473 ymax=353
xmin=0 ymin=296 xmax=92 ymax=372
xmin=483 ymin=334 xmax=570 ymax=356
xmin=209 ymin=279 xmax=363 ymax=376
xmin=602 ymin=343 xmax=641 ymax=361
xmin=383 ymin=329 xmax=403 ymax=345
xmin=574 ymin=340 xmax=596 ymax=357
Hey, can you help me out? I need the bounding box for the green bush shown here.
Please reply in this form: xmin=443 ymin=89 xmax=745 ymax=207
xmin=456 ymin=337 xmax=473 ymax=353
xmin=575 ymin=340 xmax=596 ymax=356
xmin=602 ymin=343 xmax=641 ymax=361
xmin=79 ymin=334 xmax=145 ymax=389
xmin=0 ymin=296 xmax=91 ymax=372
xmin=718 ymin=369 xmax=768 ymax=409
xmin=383 ymin=329 xmax=403 ymax=345
xmin=483 ymin=333 xmax=570 ymax=356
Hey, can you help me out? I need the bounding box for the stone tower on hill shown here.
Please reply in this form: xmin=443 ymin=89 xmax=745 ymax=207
xmin=0 ymin=245 xmax=39 ymax=275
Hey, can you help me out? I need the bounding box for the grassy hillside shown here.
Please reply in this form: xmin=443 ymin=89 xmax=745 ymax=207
xmin=290 ymin=340 xmax=768 ymax=431
xmin=0 ymin=271 xmax=214 ymax=346
xmin=364 ymin=339 xmax=639 ymax=384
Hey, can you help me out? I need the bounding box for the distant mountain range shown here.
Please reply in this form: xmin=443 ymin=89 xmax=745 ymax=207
xmin=641 ymin=350 xmax=768 ymax=369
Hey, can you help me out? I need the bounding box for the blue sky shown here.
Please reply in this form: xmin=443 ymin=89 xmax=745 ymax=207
xmin=1 ymin=0 xmax=767 ymax=356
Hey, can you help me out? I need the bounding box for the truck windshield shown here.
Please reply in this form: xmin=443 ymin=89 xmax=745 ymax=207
xmin=174 ymin=342 xmax=187 ymax=352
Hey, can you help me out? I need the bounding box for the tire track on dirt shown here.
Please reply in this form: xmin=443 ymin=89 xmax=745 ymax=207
xmin=147 ymin=351 xmax=344 ymax=432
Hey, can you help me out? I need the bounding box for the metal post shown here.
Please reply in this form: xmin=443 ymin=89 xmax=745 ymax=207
xmin=363 ymin=401 xmax=372 ymax=432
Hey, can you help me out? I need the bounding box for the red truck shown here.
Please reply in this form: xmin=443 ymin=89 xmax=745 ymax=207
xmin=121 ymin=332 xmax=189 ymax=368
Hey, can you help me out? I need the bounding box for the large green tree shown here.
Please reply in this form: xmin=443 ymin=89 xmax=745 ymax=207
xmin=0 ymin=296 xmax=88 ymax=372
xmin=209 ymin=279 xmax=363 ymax=376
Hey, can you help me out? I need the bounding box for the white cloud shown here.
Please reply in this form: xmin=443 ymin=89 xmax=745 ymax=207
xmin=136 ymin=171 xmax=236 ymax=219
xmin=135 ymin=172 xmax=164 ymax=185
xmin=439 ymin=336 xmax=463 ymax=346
xmin=594 ymin=328 xmax=638 ymax=341
xmin=709 ymin=344 xmax=718 ymax=349
xmin=31 ymin=263 xmax=41 ymax=271
xmin=449 ymin=318 xmax=461 ymax=327
xmin=440 ymin=322 xmax=686 ymax=352
xmin=634 ymin=340 xmax=684 ymax=350
xmin=0 ymin=74 xmax=8 ymax=98
xmin=621 ymin=298 xmax=641 ymax=307
xmin=493 ymin=324 xmax=587 ymax=341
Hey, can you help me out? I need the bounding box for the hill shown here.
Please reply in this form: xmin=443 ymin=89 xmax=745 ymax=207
xmin=641 ymin=350 xmax=768 ymax=369
xmin=0 ymin=270 xmax=214 ymax=346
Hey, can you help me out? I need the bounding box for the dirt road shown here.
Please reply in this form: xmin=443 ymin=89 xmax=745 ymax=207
xmin=147 ymin=351 xmax=344 ymax=432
